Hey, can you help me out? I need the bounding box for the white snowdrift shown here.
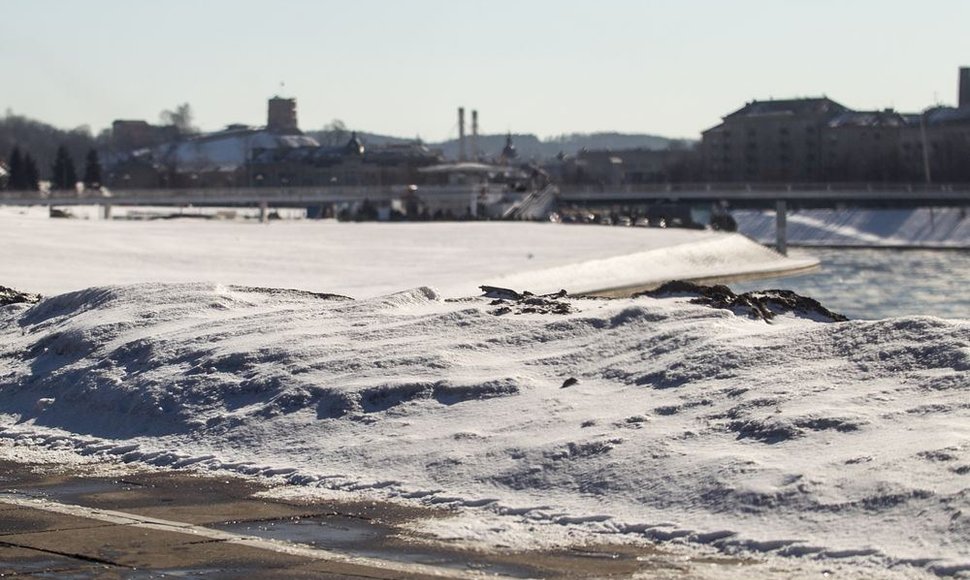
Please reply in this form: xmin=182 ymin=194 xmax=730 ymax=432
xmin=0 ymin=212 xmax=814 ymax=297
xmin=1 ymin=283 xmax=968 ymax=576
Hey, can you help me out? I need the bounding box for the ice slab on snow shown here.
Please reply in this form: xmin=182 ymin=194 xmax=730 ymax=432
xmin=1 ymin=282 xmax=968 ymax=576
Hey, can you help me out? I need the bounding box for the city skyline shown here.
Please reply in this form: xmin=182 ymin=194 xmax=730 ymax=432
xmin=2 ymin=0 xmax=968 ymax=141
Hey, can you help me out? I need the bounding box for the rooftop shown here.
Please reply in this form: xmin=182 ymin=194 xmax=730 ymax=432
xmin=724 ymin=97 xmax=849 ymax=120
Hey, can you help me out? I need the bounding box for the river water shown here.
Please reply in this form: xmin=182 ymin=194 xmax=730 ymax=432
xmin=732 ymin=248 xmax=970 ymax=320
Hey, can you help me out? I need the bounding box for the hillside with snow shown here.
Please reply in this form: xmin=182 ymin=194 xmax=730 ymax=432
xmin=1 ymin=282 xmax=968 ymax=577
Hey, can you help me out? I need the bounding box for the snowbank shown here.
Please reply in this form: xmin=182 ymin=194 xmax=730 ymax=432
xmin=1 ymin=283 xmax=967 ymax=576
xmin=735 ymin=208 xmax=970 ymax=248
xmin=0 ymin=213 xmax=814 ymax=297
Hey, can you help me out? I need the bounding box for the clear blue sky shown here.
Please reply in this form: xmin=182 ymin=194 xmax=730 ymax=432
xmin=2 ymin=0 xmax=968 ymax=141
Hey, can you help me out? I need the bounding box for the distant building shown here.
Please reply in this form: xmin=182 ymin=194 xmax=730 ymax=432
xmin=104 ymin=97 xmax=444 ymax=188
xmin=899 ymin=107 xmax=970 ymax=183
xmin=824 ymin=109 xmax=906 ymax=182
xmin=162 ymin=126 xmax=319 ymax=187
xmin=702 ymin=67 xmax=970 ymax=183
xmin=702 ymin=97 xmax=848 ymax=182
xmin=550 ymin=147 xmax=695 ymax=186
xmin=267 ymin=97 xmax=300 ymax=134
xmin=960 ymin=67 xmax=970 ymax=109
xmin=248 ymin=133 xmax=442 ymax=187
xmin=500 ymin=133 xmax=518 ymax=164
xmin=111 ymin=120 xmax=179 ymax=151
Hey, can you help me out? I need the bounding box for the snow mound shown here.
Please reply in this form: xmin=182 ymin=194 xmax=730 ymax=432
xmin=2 ymin=283 xmax=969 ymax=576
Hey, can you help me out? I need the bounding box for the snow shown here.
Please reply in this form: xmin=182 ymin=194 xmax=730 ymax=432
xmin=735 ymin=208 xmax=970 ymax=248
xmin=0 ymin=208 xmax=815 ymax=297
xmin=0 ymin=211 xmax=966 ymax=577
xmin=1 ymin=282 xmax=968 ymax=577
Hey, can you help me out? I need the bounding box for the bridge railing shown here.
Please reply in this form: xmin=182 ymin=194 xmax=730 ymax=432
xmin=558 ymin=182 xmax=970 ymax=195
xmin=2 ymin=182 xmax=969 ymax=206
xmin=0 ymin=185 xmax=403 ymax=204
xmin=0 ymin=184 xmax=511 ymax=206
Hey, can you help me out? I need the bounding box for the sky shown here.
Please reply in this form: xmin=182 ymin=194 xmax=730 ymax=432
xmin=2 ymin=0 xmax=968 ymax=141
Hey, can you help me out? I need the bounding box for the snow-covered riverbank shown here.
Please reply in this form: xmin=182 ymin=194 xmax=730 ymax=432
xmin=0 ymin=210 xmax=814 ymax=296
xmin=1 ymin=282 xmax=967 ymax=577
xmin=1 ymin=211 xmax=967 ymax=576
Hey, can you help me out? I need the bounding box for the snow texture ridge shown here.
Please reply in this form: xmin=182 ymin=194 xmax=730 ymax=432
xmin=1 ymin=282 xmax=969 ymax=576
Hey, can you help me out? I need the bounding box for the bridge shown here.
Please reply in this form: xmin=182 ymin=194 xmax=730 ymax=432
xmin=2 ymin=182 xmax=967 ymax=255
xmin=0 ymin=184 xmax=456 ymax=208
xmin=558 ymin=183 xmax=970 ymax=254
xmin=3 ymin=182 xmax=967 ymax=210
xmin=557 ymin=183 xmax=970 ymax=210
xmin=0 ymin=184 xmax=503 ymax=222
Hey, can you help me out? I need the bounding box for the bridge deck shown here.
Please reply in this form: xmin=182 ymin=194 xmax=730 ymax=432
xmin=0 ymin=183 xmax=968 ymax=209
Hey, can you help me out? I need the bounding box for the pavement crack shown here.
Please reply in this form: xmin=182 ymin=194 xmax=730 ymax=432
xmin=0 ymin=522 xmax=119 ymax=537
xmin=0 ymin=539 xmax=129 ymax=569
xmin=181 ymin=537 xmax=229 ymax=546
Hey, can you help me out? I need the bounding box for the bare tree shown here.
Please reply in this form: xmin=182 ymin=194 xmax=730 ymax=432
xmin=160 ymin=103 xmax=198 ymax=135
xmin=321 ymin=119 xmax=348 ymax=146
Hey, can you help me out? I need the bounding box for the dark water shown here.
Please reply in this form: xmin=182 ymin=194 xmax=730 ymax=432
xmin=732 ymin=248 xmax=970 ymax=320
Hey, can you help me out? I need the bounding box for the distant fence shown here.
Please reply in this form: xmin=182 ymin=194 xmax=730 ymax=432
xmin=1 ymin=182 xmax=969 ymax=210
xmin=557 ymin=182 xmax=970 ymax=209
xmin=0 ymin=184 xmax=502 ymax=207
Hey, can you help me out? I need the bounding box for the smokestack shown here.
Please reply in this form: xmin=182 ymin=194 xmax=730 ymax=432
xmin=471 ymin=110 xmax=479 ymax=161
xmin=960 ymin=67 xmax=970 ymax=108
xmin=458 ymin=107 xmax=467 ymax=162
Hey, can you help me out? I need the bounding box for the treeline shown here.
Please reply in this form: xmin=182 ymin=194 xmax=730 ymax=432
xmin=1 ymin=112 xmax=105 ymax=190
xmin=4 ymin=145 xmax=102 ymax=191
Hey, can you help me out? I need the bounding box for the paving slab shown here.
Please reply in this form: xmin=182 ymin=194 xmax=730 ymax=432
xmin=0 ymin=458 xmax=760 ymax=578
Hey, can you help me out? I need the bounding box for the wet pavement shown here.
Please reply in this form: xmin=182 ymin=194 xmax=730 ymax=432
xmin=0 ymin=460 xmax=754 ymax=578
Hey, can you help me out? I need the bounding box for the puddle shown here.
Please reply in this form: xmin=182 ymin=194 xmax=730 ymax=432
xmin=0 ymin=559 xmax=106 ymax=580
xmin=212 ymin=516 xmax=381 ymax=549
xmin=6 ymin=478 xmax=144 ymax=502
xmin=125 ymin=567 xmax=233 ymax=578
xmin=211 ymin=516 xmax=538 ymax=577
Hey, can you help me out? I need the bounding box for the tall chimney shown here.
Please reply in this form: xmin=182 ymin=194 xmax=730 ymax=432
xmin=458 ymin=107 xmax=466 ymax=161
xmin=471 ymin=110 xmax=479 ymax=161
xmin=960 ymin=67 xmax=970 ymax=108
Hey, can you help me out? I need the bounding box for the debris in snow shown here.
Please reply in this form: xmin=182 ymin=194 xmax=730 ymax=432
xmin=0 ymin=285 xmax=40 ymax=306
xmin=480 ymin=286 xmax=573 ymax=316
xmin=480 ymin=285 xmax=524 ymax=300
xmin=227 ymin=285 xmax=353 ymax=302
xmin=638 ymin=280 xmax=848 ymax=323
